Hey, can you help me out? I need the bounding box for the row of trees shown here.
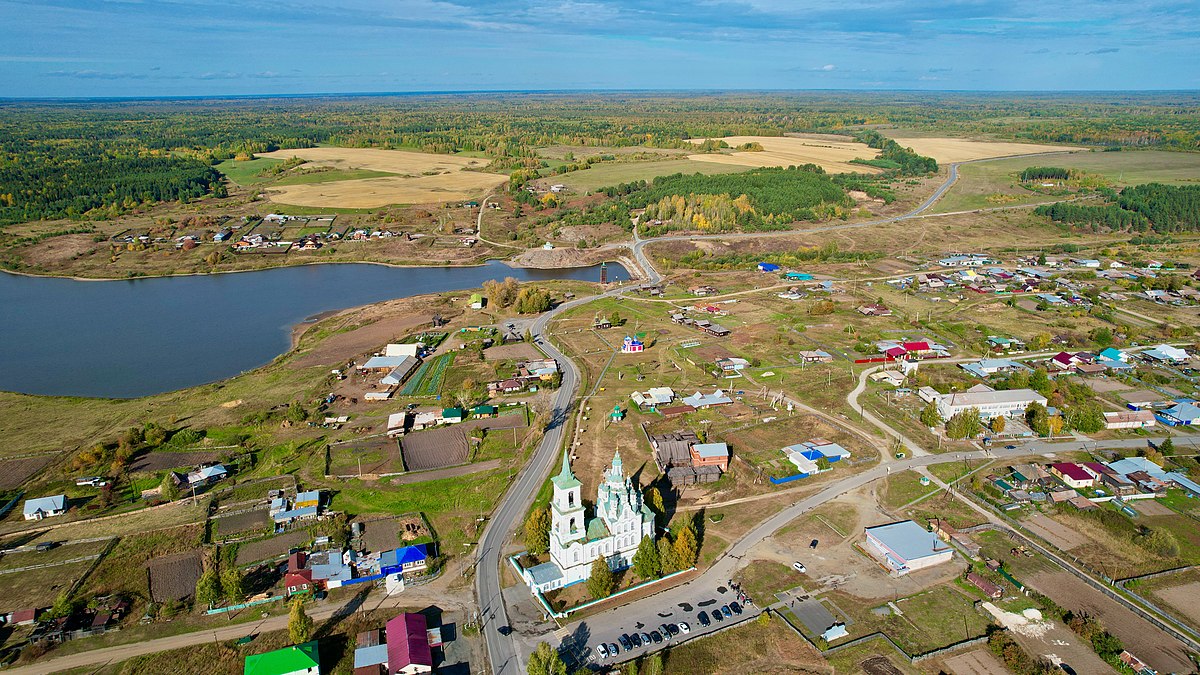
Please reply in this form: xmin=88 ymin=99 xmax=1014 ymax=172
xmin=195 ymin=547 xmax=246 ymax=608
xmin=1019 ymin=166 xmax=1072 ymax=181
xmin=852 ymin=130 xmax=939 ymax=175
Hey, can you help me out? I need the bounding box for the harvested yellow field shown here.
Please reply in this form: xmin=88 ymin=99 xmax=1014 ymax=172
xmin=685 ymin=135 xmax=881 ymax=173
xmin=256 ymin=147 xmax=507 ymax=207
xmin=886 ymin=137 xmax=1081 ymax=163
xmin=266 ymin=172 xmax=508 ymax=208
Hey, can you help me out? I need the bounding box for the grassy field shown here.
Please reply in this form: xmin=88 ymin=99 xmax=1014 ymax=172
xmin=214 ymin=157 xmax=283 ymax=185
xmin=552 ymin=159 xmax=747 ymax=192
xmin=271 ymin=168 xmax=396 ymax=185
xmin=879 ymin=472 xmax=940 ymax=512
xmin=933 ymin=149 xmax=1200 ymax=213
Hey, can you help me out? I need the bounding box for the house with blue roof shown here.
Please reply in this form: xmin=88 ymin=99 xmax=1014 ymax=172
xmin=757 ymin=262 xmax=780 ymax=273
xmin=1099 ymin=347 xmax=1127 ymax=362
xmin=1142 ymin=344 xmax=1189 ymax=363
xmin=23 ymin=495 xmax=65 ymax=521
xmin=1156 ymin=401 xmax=1200 ymax=427
xmin=1107 ymin=456 xmax=1200 ymax=497
xmin=380 ymin=544 xmax=429 ymax=577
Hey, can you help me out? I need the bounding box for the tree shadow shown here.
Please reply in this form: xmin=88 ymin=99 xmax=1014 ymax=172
xmin=312 ymin=586 xmax=370 ymax=641
xmin=559 ymin=619 xmax=593 ymax=670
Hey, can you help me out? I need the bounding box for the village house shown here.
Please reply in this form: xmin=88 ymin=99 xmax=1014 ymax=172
xmin=682 ymin=389 xmax=733 ymax=409
xmin=857 ymin=304 xmax=892 ymax=317
xmin=353 ymin=613 xmax=434 ymax=675
xmin=244 ymin=642 xmax=320 ymax=675
xmin=1103 ymin=410 xmax=1156 ymax=430
xmin=630 ymin=387 xmax=675 ymax=411
xmin=965 ymin=572 xmax=1003 ymax=598
xmin=23 ymin=495 xmax=66 ymax=521
xmin=650 ymin=430 xmax=725 ymax=485
xmin=798 ymin=350 xmax=834 ymax=363
xmin=1049 ymin=463 xmax=1094 ymax=489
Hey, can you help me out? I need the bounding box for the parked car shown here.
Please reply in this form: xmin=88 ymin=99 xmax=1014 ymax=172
xmin=619 ymin=634 xmax=632 ymax=651
xmin=730 ymin=602 xmax=742 ymax=615
xmin=712 ymin=609 xmax=724 ymax=622
xmin=650 ymin=631 xmax=662 ymax=644
xmin=630 ymin=633 xmax=642 ymax=648
xmin=597 ymin=644 xmax=609 ymax=659
xmin=640 ymin=632 xmax=651 ymax=646
xmin=721 ymin=605 xmax=732 ymax=618
xmin=678 ymin=622 xmax=690 ymax=634
xmin=609 ymin=643 xmax=619 ymax=657
xmin=698 ymin=613 xmax=710 ymax=627
xmin=660 ymin=623 xmax=674 ymax=637
xmin=792 ymin=561 xmax=807 ymax=573
xmin=665 ymin=623 xmax=679 ymax=637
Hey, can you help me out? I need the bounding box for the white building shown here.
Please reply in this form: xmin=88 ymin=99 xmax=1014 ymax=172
xmin=864 ymin=521 xmax=954 ymax=576
xmin=522 ymin=451 xmax=655 ymax=593
xmin=384 ymin=343 xmax=421 ymax=358
xmin=935 ymin=384 xmax=1046 ymax=420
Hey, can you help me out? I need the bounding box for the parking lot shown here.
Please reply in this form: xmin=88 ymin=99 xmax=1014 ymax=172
xmin=558 ymin=580 xmax=760 ymax=667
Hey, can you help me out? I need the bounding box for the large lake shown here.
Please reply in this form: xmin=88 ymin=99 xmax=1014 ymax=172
xmin=0 ymin=261 xmax=627 ymax=399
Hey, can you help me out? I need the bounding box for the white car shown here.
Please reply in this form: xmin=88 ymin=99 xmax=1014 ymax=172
xmin=596 ymin=643 xmax=609 ymax=659
xmin=792 ymin=561 xmax=807 ymax=573
xmin=677 ymin=622 xmax=690 ymax=634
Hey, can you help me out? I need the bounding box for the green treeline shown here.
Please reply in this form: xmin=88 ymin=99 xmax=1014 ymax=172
xmin=1020 ymin=167 xmax=1071 ymax=181
xmin=852 ymin=130 xmax=939 ymax=175
xmin=1035 ymin=183 xmax=1200 ymax=233
xmin=0 ymin=149 xmax=222 ymax=225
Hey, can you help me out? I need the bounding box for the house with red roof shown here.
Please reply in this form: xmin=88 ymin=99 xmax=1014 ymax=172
xmin=1048 ymin=352 xmax=1079 ymax=372
xmin=1049 ymin=462 xmax=1094 ymax=489
xmin=284 ymin=569 xmax=314 ymax=597
xmin=387 ymin=613 xmax=433 ymax=674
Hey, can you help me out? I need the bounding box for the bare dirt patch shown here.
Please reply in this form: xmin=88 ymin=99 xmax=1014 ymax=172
xmin=1021 ymin=513 xmax=1089 ymax=551
xmin=257 ymin=147 xmax=507 ymax=207
xmin=508 ymin=247 xmax=617 ymax=270
xmin=1086 ymin=378 xmax=1131 ymax=393
xmin=21 ymin=233 xmax=99 ymax=267
xmin=484 ymin=342 xmax=541 ymax=361
xmin=290 ymin=299 xmax=437 ymax=369
xmin=1132 ymin=500 xmax=1173 ymax=516
xmin=0 ymin=455 xmax=54 ymax=489
xmin=860 ymin=655 xmax=905 ymax=675
xmin=942 ymin=649 xmax=1010 ymax=675
xmin=1027 ymin=569 xmax=1194 ymax=674
xmin=147 ymin=549 xmax=202 ymax=602
xmin=235 ymin=530 xmax=310 ymax=566
xmin=1152 ymin=581 xmax=1200 ymax=628
xmin=330 ymin=436 xmax=403 ymax=476
xmin=401 ymin=426 xmax=468 ymax=471
xmin=685 ymin=135 xmax=881 ymax=174
xmin=213 ymin=508 xmax=269 ymax=537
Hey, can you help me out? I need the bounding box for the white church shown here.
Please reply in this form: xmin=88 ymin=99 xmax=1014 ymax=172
xmin=521 ymin=450 xmax=655 ymax=594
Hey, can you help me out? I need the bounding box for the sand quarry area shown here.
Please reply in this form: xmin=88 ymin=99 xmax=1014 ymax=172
xmin=257 ymin=147 xmax=508 ymax=207
xmin=686 ymin=135 xmax=1079 ymax=172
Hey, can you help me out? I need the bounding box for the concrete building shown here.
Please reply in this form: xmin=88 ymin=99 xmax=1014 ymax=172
xmin=935 ymin=384 xmax=1047 ymax=420
xmin=864 ymin=521 xmax=954 ymax=576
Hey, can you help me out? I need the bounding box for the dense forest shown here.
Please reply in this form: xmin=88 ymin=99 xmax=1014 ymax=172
xmin=1 ymin=91 xmax=1198 ymax=226
xmin=0 ymin=146 xmax=222 ymax=225
xmin=1034 ymin=183 xmax=1200 ymax=233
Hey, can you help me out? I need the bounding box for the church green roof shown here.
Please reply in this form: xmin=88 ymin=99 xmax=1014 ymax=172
xmin=551 ymin=451 xmax=581 ymax=490
xmin=586 ymin=517 xmax=611 ymax=541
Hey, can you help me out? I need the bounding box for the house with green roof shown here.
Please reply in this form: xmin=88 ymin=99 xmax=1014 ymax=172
xmin=243 ymin=641 xmax=319 ymax=675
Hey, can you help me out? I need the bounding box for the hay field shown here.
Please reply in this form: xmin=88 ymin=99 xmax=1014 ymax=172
xmin=256 ymin=147 xmax=507 ymax=207
xmin=685 ymin=135 xmax=881 ymax=173
xmin=886 ymin=137 xmax=1080 ymax=163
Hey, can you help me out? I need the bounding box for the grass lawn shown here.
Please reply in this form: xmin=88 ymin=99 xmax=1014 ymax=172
xmin=733 ymin=560 xmax=805 ymax=602
xmin=827 ymin=584 xmax=990 ymax=654
xmin=0 ymin=560 xmax=93 ymax=613
xmin=215 ymin=157 xmax=282 ymax=185
xmin=879 ymin=472 xmax=940 ymax=512
xmin=823 ymin=636 xmax=922 ymax=674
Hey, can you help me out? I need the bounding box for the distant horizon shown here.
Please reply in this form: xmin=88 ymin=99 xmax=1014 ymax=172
xmin=3 ymin=87 xmax=1200 ymax=104
xmin=2 ymin=1 xmax=1196 ymax=97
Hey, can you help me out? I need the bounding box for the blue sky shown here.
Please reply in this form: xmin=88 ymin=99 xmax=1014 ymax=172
xmin=0 ymin=0 xmax=1196 ymax=97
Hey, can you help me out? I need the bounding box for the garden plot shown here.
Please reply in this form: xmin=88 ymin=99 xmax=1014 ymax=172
xmin=130 ymin=449 xmax=223 ymax=473
xmin=147 ymin=549 xmax=202 ymax=603
xmin=329 ymin=436 xmax=403 ymax=476
xmin=213 ymin=508 xmax=270 ymax=538
xmin=401 ymin=426 xmax=468 ymax=471
xmin=235 ymin=530 xmax=311 ymax=566
xmin=0 ymin=455 xmax=54 ymax=490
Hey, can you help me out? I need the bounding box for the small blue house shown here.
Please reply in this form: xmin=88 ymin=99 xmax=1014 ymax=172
xmin=784 ymin=272 xmax=813 ymax=281
xmin=757 ymin=262 xmax=780 ymax=273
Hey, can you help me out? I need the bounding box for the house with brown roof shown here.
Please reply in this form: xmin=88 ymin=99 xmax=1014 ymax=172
xmin=966 ymin=572 xmax=1003 ymax=599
